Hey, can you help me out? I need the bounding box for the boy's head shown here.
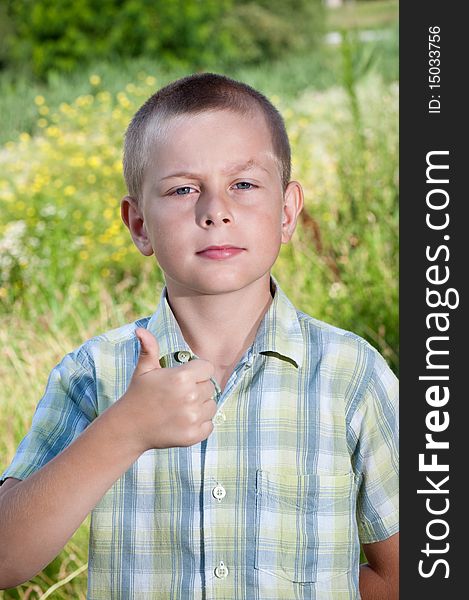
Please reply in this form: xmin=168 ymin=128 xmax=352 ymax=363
xmin=123 ymin=72 xmax=291 ymax=204
xmin=121 ymin=73 xmax=303 ymax=298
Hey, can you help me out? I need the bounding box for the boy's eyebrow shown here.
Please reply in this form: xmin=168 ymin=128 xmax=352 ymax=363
xmin=159 ymin=159 xmax=270 ymax=181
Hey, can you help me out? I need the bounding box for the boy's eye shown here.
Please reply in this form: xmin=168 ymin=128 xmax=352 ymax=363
xmin=174 ymin=186 xmax=196 ymax=195
xmin=234 ymin=182 xmax=255 ymax=190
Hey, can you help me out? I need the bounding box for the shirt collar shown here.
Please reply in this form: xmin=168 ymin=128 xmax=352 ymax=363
xmin=146 ymin=288 xmax=191 ymax=365
xmin=252 ymin=275 xmax=304 ymax=368
xmin=146 ymin=275 xmax=304 ymax=369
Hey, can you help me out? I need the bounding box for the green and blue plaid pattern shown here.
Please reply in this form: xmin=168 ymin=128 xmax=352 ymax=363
xmin=2 ymin=277 xmax=399 ymax=599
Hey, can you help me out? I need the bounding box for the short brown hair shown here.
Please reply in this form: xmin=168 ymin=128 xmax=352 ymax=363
xmin=123 ymin=72 xmax=291 ymax=202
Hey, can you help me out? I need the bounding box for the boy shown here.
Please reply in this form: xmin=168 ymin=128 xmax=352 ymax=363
xmin=0 ymin=73 xmax=398 ymax=599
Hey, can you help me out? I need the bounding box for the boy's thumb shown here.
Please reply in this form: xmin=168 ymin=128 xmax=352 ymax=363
xmin=135 ymin=328 xmax=162 ymax=373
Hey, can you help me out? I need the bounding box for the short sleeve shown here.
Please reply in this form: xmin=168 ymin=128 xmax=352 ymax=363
xmin=351 ymin=351 xmax=399 ymax=544
xmin=1 ymin=347 xmax=98 ymax=484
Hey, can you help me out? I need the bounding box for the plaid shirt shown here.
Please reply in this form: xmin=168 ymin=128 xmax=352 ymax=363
xmin=2 ymin=277 xmax=399 ymax=599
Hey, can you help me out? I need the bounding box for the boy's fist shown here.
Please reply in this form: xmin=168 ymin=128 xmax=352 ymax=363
xmin=117 ymin=328 xmax=217 ymax=453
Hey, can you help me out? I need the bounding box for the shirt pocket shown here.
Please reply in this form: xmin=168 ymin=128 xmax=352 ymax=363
xmin=255 ymin=469 xmax=356 ymax=583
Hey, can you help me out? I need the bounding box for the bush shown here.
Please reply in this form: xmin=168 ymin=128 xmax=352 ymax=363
xmin=2 ymin=0 xmax=325 ymax=79
xmin=219 ymin=0 xmax=325 ymax=65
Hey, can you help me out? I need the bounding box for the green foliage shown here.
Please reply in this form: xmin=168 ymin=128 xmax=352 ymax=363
xmin=4 ymin=0 xmax=228 ymax=76
xmin=219 ymin=0 xmax=324 ymax=65
xmin=0 ymin=78 xmax=160 ymax=314
xmin=2 ymin=0 xmax=325 ymax=79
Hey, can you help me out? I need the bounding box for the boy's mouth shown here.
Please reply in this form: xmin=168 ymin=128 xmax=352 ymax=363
xmin=196 ymin=245 xmax=245 ymax=260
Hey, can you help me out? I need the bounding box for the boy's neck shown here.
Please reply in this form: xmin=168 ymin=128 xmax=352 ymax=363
xmin=165 ymin=274 xmax=273 ymax=366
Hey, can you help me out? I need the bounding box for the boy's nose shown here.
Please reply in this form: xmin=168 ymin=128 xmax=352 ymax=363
xmin=197 ymin=191 xmax=234 ymax=227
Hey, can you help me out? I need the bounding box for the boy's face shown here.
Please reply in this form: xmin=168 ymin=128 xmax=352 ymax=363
xmin=122 ymin=108 xmax=303 ymax=297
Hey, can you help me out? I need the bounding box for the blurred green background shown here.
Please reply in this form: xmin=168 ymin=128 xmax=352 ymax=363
xmin=0 ymin=1 xmax=398 ymax=597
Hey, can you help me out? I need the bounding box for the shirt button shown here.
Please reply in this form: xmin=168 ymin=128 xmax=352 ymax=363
xmin=212 ymin=484 xmax=226 ymax=502
xmin=175 ymin=350 xmax=191 ymax=363
xmin=214 ymin=561 xmax=229 ymax=579
xmin=213 ymin=411 xmax=226 ymax=425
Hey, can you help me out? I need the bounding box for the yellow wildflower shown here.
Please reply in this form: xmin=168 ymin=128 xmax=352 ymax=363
xmin=88 ymin=156 xmax=102 ymax=168
xmin=97 ymin=91 xmax=111 ymax=104
xmin=70 ymin=156 xmax=86 ymax=167
xmin=46 ymin=126 xmax=60 ymax=138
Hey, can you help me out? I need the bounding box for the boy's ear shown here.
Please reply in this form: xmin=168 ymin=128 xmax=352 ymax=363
xmin=120 ymin=196 xmax=154 ymax=256
xmin=281 ymin=181 xmax=304 ymax=244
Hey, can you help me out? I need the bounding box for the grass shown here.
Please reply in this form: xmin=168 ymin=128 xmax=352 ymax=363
xmin=0 ymin=20 xmax=398 ymax=597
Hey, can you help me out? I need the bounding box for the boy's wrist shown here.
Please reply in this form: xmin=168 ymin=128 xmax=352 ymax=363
xmin=100 ymin=394 xmax=148 ymax=460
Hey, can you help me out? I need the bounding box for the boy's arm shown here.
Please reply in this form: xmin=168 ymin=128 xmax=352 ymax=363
xmin=0 ymin=402 xmax=144 ymax=588
xmin=351 ymin=348 xmax=399 ymax=599
xmin=0 ymin=329 xmax=217 ymax=590
xmin=359 ymin=533 xmax=399 ymax=599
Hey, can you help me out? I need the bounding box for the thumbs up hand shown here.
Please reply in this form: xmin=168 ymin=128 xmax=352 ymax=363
xmin=116 ymin=328 xmax=217 ymax=452
xmin=134 ymin=328 xmax=162 ymax=374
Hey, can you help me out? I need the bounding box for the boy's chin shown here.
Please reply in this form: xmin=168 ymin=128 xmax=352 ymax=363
xmin=165 ymin=272 xmax=270 ymax=297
